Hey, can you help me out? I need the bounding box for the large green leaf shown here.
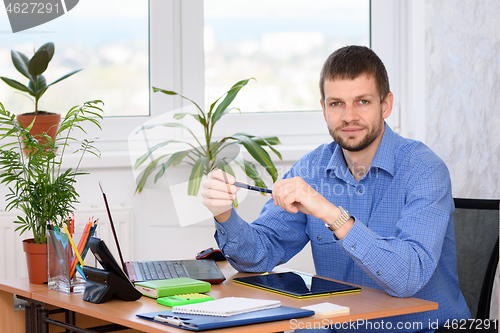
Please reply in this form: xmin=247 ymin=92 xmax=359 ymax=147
xmin=209 ymin=95 xmax=224 ymax=116
xmin=215 ymin=158 xmax=235 ymax=178
xmin=138 ymin=121 xmax=194 ymax=137
xmin=11 ymin=50 xmax=32 ymax=80
xmin=254 ymin=137 xmax=282 ymax=160
xmin=154 ymin=150 xmax=192 ymax=182
xmin=28 ymin=49 xmax=49 ymax=76
xmin=135 ymin=156 xmax=162 ymax=193
xmin=232 ymin=132 xmax=281 ymax=146
xmin=37 ymin=42 xmax=55 ymax=62
xmin=0 ymin=77 xmax=33 ymax=94
xmin=30 ymin=75 xmax=47 ymax=99
xmin=212 ymin=107 xmax=240 ymax=124
xmin=233 ymin=157 xmax=267 ymax=189
xmin=252 ymin=135 xmax=281 ymax=146
xmin=48 ymin=69 xmax=82 ymax=87
xmin=231 ymin=134 xmax=278 ymax=182
xmin=173 ymin=112 xmax=206 ymax=127
xmin=188 ymin=157 xmax=207 ymax=196
xmin=134 ymin=139 xmax=190 ymax=168
xmin=153 ymin=87 xmax=206 ymax=119
xmin=212 ymin=78 xmax=255 ymax=126
xmin=231 ymin=133 xmax=282 ymax=160
xmin=138 ymin=122 xmax=205 ymax=154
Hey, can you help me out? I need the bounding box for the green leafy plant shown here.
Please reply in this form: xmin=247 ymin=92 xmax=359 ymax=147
xmin=0 ymin=42 xmax=82 ymax=115
xmin=134 ymin=78 xmax=282 ymax=197
xmin=0 ymin=100 xmax=103 ymax=244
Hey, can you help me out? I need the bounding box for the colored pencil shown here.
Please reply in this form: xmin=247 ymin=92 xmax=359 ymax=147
xmin=69 ymin=221 xmax=91 ymax=278
xmin=62 ymin=225 xmax=84 ymax=267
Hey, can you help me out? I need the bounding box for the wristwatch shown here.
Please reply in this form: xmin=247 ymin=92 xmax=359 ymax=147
xmin=325 ymin=206 xmax=351 ymax=231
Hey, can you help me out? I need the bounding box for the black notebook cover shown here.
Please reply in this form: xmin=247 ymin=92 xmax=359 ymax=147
xmin=137 ymin=306 xmax=314 ymax=331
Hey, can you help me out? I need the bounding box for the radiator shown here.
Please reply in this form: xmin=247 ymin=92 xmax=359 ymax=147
xmin=0 ymin=204 xmax=134 ymax=280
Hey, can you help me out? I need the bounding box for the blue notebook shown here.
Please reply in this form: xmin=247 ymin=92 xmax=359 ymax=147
xmin=137 ymin=306 xmax=315 ymax=331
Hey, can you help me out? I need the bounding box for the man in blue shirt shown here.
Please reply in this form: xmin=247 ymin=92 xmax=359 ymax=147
xmin=201 ymin=45 xmax=470 ymax=332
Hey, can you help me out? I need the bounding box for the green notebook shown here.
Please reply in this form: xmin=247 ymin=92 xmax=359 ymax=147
xmin=134 ymin=278 xmax=211 ymax=298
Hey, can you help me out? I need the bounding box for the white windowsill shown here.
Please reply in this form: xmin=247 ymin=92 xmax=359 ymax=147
xmin=66 ymin=140 xmax=331 ymax=171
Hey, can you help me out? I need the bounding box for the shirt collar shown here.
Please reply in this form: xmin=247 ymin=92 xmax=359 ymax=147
xmin=326 ymin=122 xmax=396 ymax=180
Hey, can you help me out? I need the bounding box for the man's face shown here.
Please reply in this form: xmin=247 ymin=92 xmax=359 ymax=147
xmin=320 ymin=75 xmax=393 ymax=152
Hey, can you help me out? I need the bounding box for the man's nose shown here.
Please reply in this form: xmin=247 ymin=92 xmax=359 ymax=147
xmin=342 ymin=104 xmax=359 ymax=123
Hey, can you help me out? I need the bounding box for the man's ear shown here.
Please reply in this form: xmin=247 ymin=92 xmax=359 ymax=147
xmin=320 ymin=99 xmax=327 ymax=122
xmin=382 ymin=92 xmax=394 ymax=119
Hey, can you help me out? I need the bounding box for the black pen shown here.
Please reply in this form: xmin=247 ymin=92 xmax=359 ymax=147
xmin=233 ymin=182 xmax=272 ymax=194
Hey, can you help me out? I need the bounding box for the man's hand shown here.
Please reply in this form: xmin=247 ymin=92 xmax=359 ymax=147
xmin=201 ymin=169 xmax=239 ymax=222
xmin=272 ymin=177 xmax=335 ymax=217
xmin=272 ymin=177 xmax=354 ymax=239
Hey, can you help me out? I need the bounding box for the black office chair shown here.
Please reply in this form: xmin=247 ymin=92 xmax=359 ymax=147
xmin=436 ymin=198 xmax=499 ymax=332
xmin=477 ymin=237 xmax=498 ymax=320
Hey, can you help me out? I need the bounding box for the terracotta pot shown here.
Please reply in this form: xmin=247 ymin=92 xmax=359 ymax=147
xmin=17 ymin=112 xmax=61 ymax=142
xmin=22 ymin=238 xmax=48 ymax=284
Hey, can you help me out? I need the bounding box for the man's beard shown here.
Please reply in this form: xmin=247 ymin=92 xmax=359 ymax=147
xmin=329 ymin=119 xmax=384 ymax=152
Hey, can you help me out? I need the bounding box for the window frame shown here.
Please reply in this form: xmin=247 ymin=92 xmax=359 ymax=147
xmin=92 ymin=0 xmax=425 ymax=166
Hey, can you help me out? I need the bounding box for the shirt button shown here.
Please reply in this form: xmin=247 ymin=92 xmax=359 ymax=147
xmin=350 ymin=245 xmax=356 ymax=251
xmin=220 ymin=230 xmax=226 ymax=235
xmin=317 ymin=236 xmax=322 ymax=241
xmin=225 ymin=255 xmax=230 ymax=258
xmin=376 ymin=271 xmax=382 ymax=276
xmin=357 ymin=188 xmax=363 ymax=194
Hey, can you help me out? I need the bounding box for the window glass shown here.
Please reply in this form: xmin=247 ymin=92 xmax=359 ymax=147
xmin=0 ymin=0 xmax=149 ymax=117
xmin=204 ymin=0 xmax=370 ymax=113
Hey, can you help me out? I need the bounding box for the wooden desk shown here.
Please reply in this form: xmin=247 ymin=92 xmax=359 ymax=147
xmin=0 ymin=262 xmax=438 ymax=332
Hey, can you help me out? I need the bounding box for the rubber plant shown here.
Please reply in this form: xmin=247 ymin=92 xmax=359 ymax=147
xmin=134 ymin=78 xmax=282 ymax=197
xmin=0 ymin=42 xmax=82 ymax=115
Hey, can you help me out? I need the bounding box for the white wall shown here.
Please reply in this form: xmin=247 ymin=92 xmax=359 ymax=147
xmin=425 ymin=0 xmax=500 ymax=200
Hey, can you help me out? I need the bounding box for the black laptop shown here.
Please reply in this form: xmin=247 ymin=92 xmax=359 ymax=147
xmin=97 ymin=182 xmax=226 ymax=284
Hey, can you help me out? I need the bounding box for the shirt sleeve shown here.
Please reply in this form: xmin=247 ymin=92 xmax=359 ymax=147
xmin=214 ymin=200 xmax=310 ymax=273
xmin=337 ymin=161 xmax=454 ymax=298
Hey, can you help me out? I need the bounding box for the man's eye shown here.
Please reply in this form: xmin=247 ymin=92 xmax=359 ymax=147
xmin=330 ymin=102 xmax=341 ymax=107
xmin=359 ymin=100 xmax=369 ymax=105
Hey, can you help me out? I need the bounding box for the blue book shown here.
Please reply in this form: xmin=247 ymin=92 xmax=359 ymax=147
xmin=137 ymin=306 xmax=314 ymax=331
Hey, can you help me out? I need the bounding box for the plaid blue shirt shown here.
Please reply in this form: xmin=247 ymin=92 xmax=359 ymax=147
xmin=215 ymin=124 xmax=470 ymax=332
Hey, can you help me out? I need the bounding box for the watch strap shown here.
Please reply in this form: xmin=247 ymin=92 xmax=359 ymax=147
xmin=325 ymin=206 xmax=351 ymax=231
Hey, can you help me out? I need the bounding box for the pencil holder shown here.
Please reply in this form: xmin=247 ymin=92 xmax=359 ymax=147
xmin=47 ymin=226 xmax=93 ymax=294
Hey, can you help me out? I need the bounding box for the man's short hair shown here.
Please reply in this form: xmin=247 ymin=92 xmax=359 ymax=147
xmin=319 ymin=45 xmax=390 ymax=102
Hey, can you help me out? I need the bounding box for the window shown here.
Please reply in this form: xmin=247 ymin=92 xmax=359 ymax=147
xmin=144 ymin=0 xmax=410 ymax=158
xmin=204 ymin=0 xmax=370 ymax=113
xmin=0 ymin=0 xmax=149 ymax=117
xmin=1 ymin=1 xmax=419 ymax=159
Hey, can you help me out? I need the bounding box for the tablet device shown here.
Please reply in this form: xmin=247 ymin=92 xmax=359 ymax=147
xmin=233 ymin=272 xmax=360 ymax=298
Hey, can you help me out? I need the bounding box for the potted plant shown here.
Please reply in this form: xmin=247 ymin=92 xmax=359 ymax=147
xmin=0 ymin=42 xmax=82 ymax=139
xmin=134 ymin=78 xmax=282 ymax=199
xmin=0 ymin=100 xmax=103 ymax=284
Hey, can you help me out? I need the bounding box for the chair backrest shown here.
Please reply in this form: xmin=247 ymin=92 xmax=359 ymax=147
xmin=477 ymin=237 xmax=498 ymax=319
xmin=452 ymin=198 xmax=499 ymax=319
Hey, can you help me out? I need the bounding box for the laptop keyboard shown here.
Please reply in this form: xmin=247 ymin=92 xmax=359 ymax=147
xmin=138 ymin=261 xmax=188 ymax=280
